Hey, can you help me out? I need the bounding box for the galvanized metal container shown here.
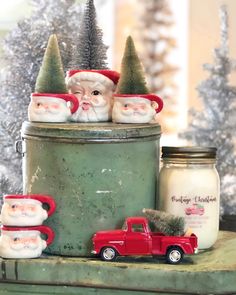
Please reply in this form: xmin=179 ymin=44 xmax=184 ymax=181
xmin=20 ymin=122 xmax=161 ymax=256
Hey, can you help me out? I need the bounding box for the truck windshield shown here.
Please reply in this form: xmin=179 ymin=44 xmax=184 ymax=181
xmin=122 ymin=222 xmax=128 ymax=231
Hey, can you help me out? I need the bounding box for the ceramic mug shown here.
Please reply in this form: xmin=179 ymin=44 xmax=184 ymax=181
xmin=0 ymin=225 xmax=54 ymax=258
xmin=28 ymin=93 xmax=79 ymax=123
xmin=1 ymin=194 xmax=56 ymax=226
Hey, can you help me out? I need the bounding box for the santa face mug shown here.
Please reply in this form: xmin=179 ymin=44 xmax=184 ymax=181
xmin=112 ymin=94 xmax=163 ymax=124
xmin=1 ymin=194 xmax=56 ymax=226
xmin=66 ymin=70 xmax=120 ymax=122
xmin=28 ymin=93 xmax=79 ymax=122
xmin=0 ymin=225 xmax=54 ymax=259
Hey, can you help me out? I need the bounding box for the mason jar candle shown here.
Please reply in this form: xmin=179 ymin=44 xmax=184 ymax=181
xmin=158 ymin=146 xmax=220 ymax=249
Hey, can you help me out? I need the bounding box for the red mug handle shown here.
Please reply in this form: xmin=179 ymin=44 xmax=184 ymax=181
xmin=35 ymin=225 xmax=55 ymax=246
xmin=153 ymin=95 xmax=164 ymax=113
xmin=30 ymin=195 xmax=56 ymax=217
xmin=63 ymin=94 xmax=79 ymax=114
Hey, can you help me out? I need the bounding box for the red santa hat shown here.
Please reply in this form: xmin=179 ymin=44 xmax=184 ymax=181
xmin=66 ymin=70 xmax=120 ymax=90
xmin=114 ymin=94 xmax=164 ymax=113
xmin=31 ymin=93 xmax=79 ymax=114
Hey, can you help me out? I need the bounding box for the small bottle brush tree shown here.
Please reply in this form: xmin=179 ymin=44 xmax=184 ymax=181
xmin=35 ymin=34 xmax=67 ymax=94
xmin=70 ymin=0 xmax=109 ymax=70
xmin=143 ymin=208 xmax=185 ymax=236
xmin=180 ymin=6 xmax=236 ymax=215
xmin=116 ymin=36 xmax=149 ymax=94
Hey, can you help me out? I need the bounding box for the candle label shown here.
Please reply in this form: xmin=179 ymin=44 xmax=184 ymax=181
xmin=170 ymin=195 xmax=217 ymax=230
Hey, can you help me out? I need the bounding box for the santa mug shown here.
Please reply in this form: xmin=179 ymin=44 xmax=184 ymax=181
xmin=66 ymin=70 xmax=120 ymax=122
xmin=112 ymin=94 xmax=164 ymax=124
xmin=28 ymin=93 xmax=79 ymax=122
xmin=0 ymin=225 xmax=54 ymax=259
xmin=1 ymin=194 xmax=56 ymax=226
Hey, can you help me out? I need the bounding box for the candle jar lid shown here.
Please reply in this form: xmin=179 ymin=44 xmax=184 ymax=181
xmin=161 ymin=146 xmax=217 ymax=159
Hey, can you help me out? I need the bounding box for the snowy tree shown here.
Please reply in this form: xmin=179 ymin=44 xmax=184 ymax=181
xmin=69 ymin=0 xmax=109 ymax=70
xmin=180 ymin=6 xmax=236 ymax=215
xmin=138 ymin=0 xmax=179 ymax=133
xmin=0 ymin=0 xmax=81 ymax=196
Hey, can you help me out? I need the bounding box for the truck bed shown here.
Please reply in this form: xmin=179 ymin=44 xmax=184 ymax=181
xmin=150 ymin=232 xmax=197 ymax=256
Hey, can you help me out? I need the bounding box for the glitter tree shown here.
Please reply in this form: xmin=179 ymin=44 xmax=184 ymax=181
xmin=68 ymin=0 xmax=109 ymax=70
xmin=180 ymin=6 xmax=236 ymax=215
xmin=0 ymin=0 xmax=81 ymax=196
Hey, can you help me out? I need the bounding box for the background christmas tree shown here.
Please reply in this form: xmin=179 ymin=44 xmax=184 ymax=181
xmin=180 ymin=6 xmax=236 ymax=215
xmin=0 ymin=0 xmax=81 ymax=198
xmin=138 ymin=0 xmax=179 ymax=133
xmin=69 ymin=0 xmax=109 ymax=70
xmin=116 ymin=36 xmax=149 ymax=94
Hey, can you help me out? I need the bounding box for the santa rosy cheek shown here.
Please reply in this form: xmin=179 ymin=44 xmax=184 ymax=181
xmin=28 ymin=206 xmax=36 ymax=211
xmin=51 ymin=104 xmax=60 ymax=109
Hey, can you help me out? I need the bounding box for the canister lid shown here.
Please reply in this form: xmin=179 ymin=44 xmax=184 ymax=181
xmin=21 ymin=121 xmax=161 ymax=143
xmin=162 ymin=146 xmax=217 ymax=159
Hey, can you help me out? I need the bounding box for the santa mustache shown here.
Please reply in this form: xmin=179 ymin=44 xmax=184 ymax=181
xmin=10 ymin=237 xmax=39 ymax=250
xmin=8 ymin=205 xmax=37 ymax=217
xmin=80 ymin=96 xmax=107 ymax=108
xmin=34 ymin=106 xmax=61 ymax=114
xmin=121 ymin=107 xmax=148 ymax=116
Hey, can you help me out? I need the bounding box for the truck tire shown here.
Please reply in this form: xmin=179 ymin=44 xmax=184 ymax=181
xmin=166 ymin=247 xmax=183 ymax=264
xmin=100 ymin=247 xmax=117 ymax=261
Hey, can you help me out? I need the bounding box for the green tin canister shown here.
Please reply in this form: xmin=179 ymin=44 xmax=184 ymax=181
xmin=20 ymin=122 xmax=161 ymax=256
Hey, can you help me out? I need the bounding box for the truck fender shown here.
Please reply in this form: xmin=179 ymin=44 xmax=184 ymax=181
xmin=166 ymin=244 xmax=185 ymax=255
xmin=166 ymin=243 xmax=192 ymax=255
xmin=99 ymin=244 xmax=121 ymax=256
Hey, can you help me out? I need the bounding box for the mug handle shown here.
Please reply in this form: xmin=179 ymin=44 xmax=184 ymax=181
xmin=64 ymin=94 xmax=79 ymax=114
xmin=36 ymin=225 xmax=55 ymax=246
xmin=153 ymin=95 xmax=164 ymax=113
xmin=30 ymin=195 xmax=56 ymax=217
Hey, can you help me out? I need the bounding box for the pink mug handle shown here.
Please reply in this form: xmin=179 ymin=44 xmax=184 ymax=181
xmin=35 ymin=225 xmax=55 ymax=246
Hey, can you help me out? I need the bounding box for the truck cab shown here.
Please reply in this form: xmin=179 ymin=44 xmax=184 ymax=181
xmin=92 ymin=217 xmax=198 ymax=264
xmin=121 ymin=217 xmax=152 ymax=255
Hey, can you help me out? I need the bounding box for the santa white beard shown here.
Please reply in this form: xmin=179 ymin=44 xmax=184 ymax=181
xmin=112 ymin=101 xmax=156 ymax=123
xmin=70 ymin=98 xmax=111 ymax=122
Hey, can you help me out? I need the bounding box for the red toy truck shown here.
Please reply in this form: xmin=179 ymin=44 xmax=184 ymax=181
xmin=92 ymin=217 xmax=198 ymax=264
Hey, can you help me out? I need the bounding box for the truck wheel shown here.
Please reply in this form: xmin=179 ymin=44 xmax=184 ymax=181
xmin=166 ymin=247 xmax=183 ymax=264
xmin=100 ymin=247 xmax=117 ymax=261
